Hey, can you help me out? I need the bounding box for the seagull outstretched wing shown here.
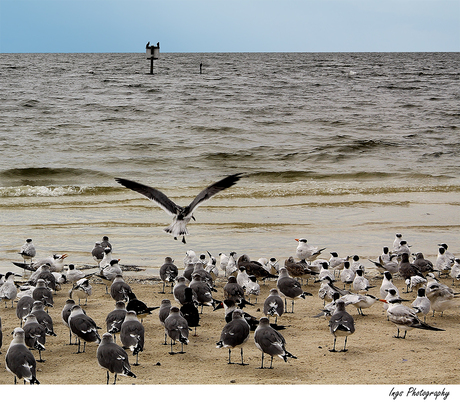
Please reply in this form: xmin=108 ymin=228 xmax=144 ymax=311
xmin=115 ymin=178 xmax=179 ymax=216
xmin=183 ymin=173 xmax=244 ymax=217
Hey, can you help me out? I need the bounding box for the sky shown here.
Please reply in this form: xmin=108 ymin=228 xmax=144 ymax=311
xmin=0 ymin=0 xmax=459 ymax=53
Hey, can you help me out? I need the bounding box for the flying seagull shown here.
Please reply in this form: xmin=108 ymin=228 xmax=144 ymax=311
xmin=115 ymin=173 xmax=244 ymax=243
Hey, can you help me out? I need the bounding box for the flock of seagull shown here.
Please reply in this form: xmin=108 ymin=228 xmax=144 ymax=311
xmin=0 ymin=232 xmax=459 ymax=385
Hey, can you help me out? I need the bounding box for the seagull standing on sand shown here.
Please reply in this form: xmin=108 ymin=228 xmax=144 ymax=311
xmin=263 ymin=288 xmax=284 ymax=324
xmin=61 ymin=299 xmax=76 ymax=345
xmin=393 ymin=234 xmax=403 ymax=250
xmin=277 ymin=268 xmax=312 ymax=313
xmin=97 ymin=332 xmax=136 ymax=385
xmin=32 ymin=279 xmax=53 ymax=307
xmin=115 ymin=173 xmax=244 ymax=243
xmin=295 ymin=238 xmax=326 ymax=263
xmin=31 ymin=301 xmax=56 ymax=336
xmin=16 ymin=295 xmax=35 ymax=326
xmin=164 ymin=306 xmax=189 ymax=354
xmin=110 ymin=275 xmax=132 ymax=302
xmin=411 ymin=288 xmax=431 ymax=322
xmin=22 ymin=313 xmax=46 ymax=362
xmin=105 ymin=301 xmax=127 ymax=342
xmin=216 ymin=309 xmax=250 ymax=365
xmin=159 ymin=257 xmax=178 ymax=293
xmin=91 ymin=242 xmax=105 ymax=264
xmin=340 ymin=261 xmax=355 ymax=289
xmin=5 ymin=328 xmax=40 ymax=384
xmin=254 ymin=317 xmax=297 ymax=369
xmin=120 ymin=311 xmax=145 ymax=365
xmin=19 ymin=238 xmax=36 ymax=264
xmin=379 ymin=294 xmax=445 ymax=339
xmin=0 ymin=272 xmax=21 ymax=308
xmin=68 ymin=305 xmax=101 ymax=353
xmin=328 ymin=300 xmax=355 ymax=352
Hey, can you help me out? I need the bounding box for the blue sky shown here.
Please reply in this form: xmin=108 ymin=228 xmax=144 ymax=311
xmin=0 ymin=0 xmax=459 ymax=53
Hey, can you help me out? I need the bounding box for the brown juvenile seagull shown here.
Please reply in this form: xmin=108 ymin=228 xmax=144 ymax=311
xmin=115 ymin=173 xmax=244 ymax=243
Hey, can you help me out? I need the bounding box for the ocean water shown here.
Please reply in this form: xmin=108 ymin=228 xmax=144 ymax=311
xmin=0 ymin=52 xmax=459 ymax=275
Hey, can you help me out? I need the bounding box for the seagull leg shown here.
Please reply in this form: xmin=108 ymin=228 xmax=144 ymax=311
xmin=114 ymin=373 xmax=118 ymax=385
xmin=258 ymin=352 xmax=265 ymax=369
xmin=227 ymin=349 xmax=232 ymax=364
xmin=169 ymin=339 xmax=175 ymax=355
xmin=238 ymin=348 xmax=248 ymax=366
xmin=269 ymin=356 xmax=274 ymax=369
xmin=341 ymin=336 xmax=348 ymax=352
xmin=178 ymin=342 xmax=185 ymax=354
xmin=106 ymin=371 xmax=110 ymax=385
xmin=329 ymin=337 xmax=337 ymax=352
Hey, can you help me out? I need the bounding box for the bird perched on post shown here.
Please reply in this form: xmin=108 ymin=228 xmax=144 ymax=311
xmin=120 ymin=311 xmax=145 ymax=365
xmin=115 ymin=173 xmax=244 ymax=244
xmin=328 ymin=300 xmax=355 ymax=352
xmin=254 ymin=317 xmax=297 ymax=369
xmin=164 ymin=306 xmax=189 ymax=354
xmin=97 ymin=332 xmax=136 ymax=385
xmin=5 ymin=328 xmax=40 ymax=384
xmin=159 ymin=257 xmax=178 ymax=293
xmin=216 ymin=309 xmax=250 ymax=365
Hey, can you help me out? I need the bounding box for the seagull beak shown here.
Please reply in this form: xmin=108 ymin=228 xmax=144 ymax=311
xmin=14 ymin=273 xmax=23 ymax=277
xmin=379 ymin=299 xmax=387 ymax=303
xmin=61 ymin=254 xmax=68 ymax=259
xmin=295 ymin=239 xmax=299 ymax=242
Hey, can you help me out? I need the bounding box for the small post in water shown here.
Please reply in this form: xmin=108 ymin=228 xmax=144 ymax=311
xmin=146 ymin=41 xmax=160 ymax=74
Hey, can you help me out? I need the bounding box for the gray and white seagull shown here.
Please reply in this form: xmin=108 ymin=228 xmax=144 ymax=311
xmin=115 ymin=173 xmax=244 ymax=243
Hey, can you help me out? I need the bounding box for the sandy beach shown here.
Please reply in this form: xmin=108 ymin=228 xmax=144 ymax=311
xmin=1 ymin=268 xmax=459 ymax=388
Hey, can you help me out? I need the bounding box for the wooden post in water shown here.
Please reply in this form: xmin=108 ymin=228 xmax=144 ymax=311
xmin=146 ymin=42 xmax=160 ymax=74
